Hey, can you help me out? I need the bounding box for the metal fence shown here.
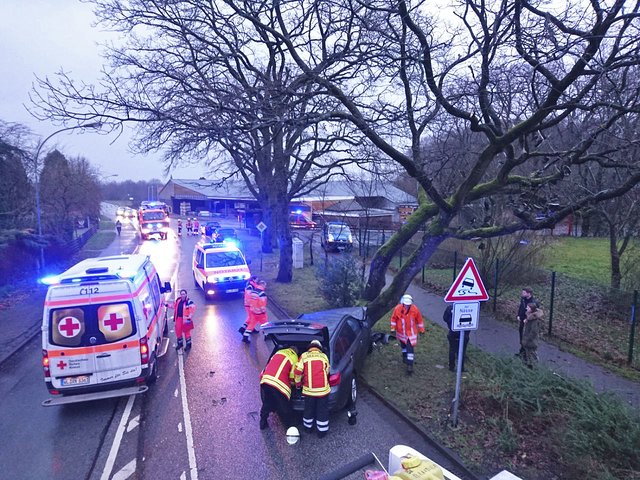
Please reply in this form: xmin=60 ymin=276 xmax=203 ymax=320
xmin=351 ymin=228 xmax=639 ymax=369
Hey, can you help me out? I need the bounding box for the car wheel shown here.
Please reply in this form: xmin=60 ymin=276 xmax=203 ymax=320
xmin=349 ymin=376 xmax=358 ymax=406
xmin=147 ymin=354 xmax=158 ymax=384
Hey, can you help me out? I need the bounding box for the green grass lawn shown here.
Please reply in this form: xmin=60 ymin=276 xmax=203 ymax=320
xmin=540 ymin=237 xmax=612 ymax=284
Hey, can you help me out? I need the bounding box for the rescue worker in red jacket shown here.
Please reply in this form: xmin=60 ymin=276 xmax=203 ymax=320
xmin=192 ymin=219 xmax=200 ymax=236
xmin=259 ymin=346 xmax=299 ymax=430
xmin=390 ymin=294 xmax=425 ymax=374
xmin=241 ymin=280 xmax=267 ymax=343
xmin=294 ymin=339 xmax=331 ymax=438
xmin=238 ymin=276 xmax=259 ymax=335
xmin=177 ymin=219 xmax=182 ymax=237
xmin=166 ymin=289 xmax=196 ymax=351
xmin=186 ymin=218 xmax=193 ymax=235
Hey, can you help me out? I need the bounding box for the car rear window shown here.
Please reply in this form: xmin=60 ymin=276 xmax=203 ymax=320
xmin=50 ymin=302 xmax=136 ymax=347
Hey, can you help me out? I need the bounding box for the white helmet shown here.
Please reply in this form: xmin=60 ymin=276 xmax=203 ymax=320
xmin=309 ymin=339 xmax=322 ymax=349
xmin=286 ymin=426 xmax=300 ymax=445
xmin=401 ymin=294 xmax=413 ymax=306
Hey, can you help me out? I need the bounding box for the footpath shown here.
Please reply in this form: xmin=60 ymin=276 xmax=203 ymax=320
xmin=2 ymin=220 xmax=640 ymax=413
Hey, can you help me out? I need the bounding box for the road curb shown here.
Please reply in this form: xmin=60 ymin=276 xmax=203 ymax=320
xmin=0 ymin=322 xmax=41 ymax=366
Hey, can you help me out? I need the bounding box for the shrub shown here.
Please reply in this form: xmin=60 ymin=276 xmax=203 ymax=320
xmin=316 ymin=254 xmax=364 ymax=308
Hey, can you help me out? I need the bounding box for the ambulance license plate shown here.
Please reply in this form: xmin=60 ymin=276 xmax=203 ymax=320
xmin=226 ymin=288 xmax=239 ymax=293
xmin=61 ymin=375 xmax=90 ymax=386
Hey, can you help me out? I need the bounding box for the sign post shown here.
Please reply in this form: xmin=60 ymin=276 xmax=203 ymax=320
xmin=444 ymin=258 xmax=489 ymax=427
xmin=256 ymin=221 xmax=267 ymax=272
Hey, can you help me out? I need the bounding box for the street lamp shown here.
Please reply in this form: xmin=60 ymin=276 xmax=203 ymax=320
xmin=34 ymin=122 xmax=102 ymax=269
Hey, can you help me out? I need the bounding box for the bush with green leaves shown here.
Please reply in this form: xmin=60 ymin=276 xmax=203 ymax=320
xmin=316 ymin=254 xmax=364 ymax=308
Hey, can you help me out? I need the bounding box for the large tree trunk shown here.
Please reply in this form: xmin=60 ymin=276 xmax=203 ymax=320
xmin=366 ymin=230 xmax=448 ymax=325
xmin=609 ymin=224 xmax=621 ymax=289
xmin=274 ymin=198 xmax=293 ymax=282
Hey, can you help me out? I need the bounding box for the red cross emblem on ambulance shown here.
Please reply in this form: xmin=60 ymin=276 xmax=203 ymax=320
xmin=58 ymin=316 xmax=81 ymax=338
xmin=102 ymin=312 xmax=125 ymax=332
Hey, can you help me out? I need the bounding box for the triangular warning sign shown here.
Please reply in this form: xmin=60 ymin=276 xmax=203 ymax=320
xmin=444 ymin=258 xmax=489 ymax=302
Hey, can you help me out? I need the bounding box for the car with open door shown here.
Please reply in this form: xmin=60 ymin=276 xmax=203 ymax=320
xmin=261 ymin=306 xmax=371 ymax=425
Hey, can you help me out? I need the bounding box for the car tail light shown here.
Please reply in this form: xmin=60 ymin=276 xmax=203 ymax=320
xmin=42 ymin=349 xmax=51 ymax=377
xmin=140 ymin=336 xmax=149 ymax=364
xmin=329 ymin=372 xmax=341 ymax=387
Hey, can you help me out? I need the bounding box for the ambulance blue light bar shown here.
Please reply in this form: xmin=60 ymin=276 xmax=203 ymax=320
xmin=40 ymin=275 xmax=61 ymax=285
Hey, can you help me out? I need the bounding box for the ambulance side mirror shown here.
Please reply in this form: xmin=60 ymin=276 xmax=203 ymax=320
xmin=160 ymin=282 xmax=172 ymax=293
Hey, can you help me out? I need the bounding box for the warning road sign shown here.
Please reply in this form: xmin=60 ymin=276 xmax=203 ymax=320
xmin=444 ymin=257 xmax=489 ymax=303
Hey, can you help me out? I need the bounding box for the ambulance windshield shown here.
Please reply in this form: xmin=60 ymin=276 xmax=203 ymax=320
xmin=206 ymin=251 xmax=245 ymax=268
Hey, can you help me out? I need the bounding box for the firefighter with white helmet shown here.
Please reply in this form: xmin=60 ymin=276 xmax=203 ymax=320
xmin=294 ymin=339 xmax=331 ymax=438
xmin=390 ymin=293 xmax=425 ymax=374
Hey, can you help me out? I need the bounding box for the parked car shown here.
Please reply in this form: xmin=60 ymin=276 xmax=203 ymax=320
xmin=116 ymin=207 xmax=126 ymax=217
xmin=261 ymin=306 xmax=371 ymax=424
xmin=217 ymin=227 xmax=238 ymax=241
xmin=289 ymin=213 xmax=317 ymax=229
xmin=199 ymin=210 xmax=212 ymax=218
xmin=200 ymin=221 xmax=222 ymax=237
xmin=321 ymin=222 xmax=353 ymax=252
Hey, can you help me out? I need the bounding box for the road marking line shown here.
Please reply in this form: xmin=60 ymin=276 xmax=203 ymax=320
xmin=180 ymin=472 xmax=187 ymax=480
xmin=174 ymin=388 xmax=179 ymax=397
xmin=178 ymin=352 xmax=198 ymax=480
xmin=126 ymin=415 xmax=140 ymax=432
xmin=178 ymin=422 xmax=183 ymax=433
xmin=112 ymin=458 xmax=136 ymax=480
xmin=100 ymin=395 xmax=135 ymax=480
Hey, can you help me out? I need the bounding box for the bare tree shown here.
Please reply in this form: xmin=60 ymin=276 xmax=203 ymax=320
xmin=231 ymin=0 xmax=640 ymax=322
xmin=30 ymin=0 xmax=363 ymax=282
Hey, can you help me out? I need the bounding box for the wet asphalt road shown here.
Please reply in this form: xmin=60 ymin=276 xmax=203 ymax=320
xmin=0 ymin=217 xmax=470 ymax=480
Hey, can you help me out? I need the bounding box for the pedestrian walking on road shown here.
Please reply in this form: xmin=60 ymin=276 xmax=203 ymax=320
xmin=115 ymin=219 xmax=122 ymax=236
xmin=165 ymin=289 xmax=196 ymax=352
xmin=516 ymin=288 xmax=536 ymax=356
xmin=241 ymin=280 xmax=267 ymax=344
xmin=295 ymin=340 xmax=330 ymax=438
xmin=443 ymin=304 xmax=470 ymax=372
xmin=390 ymin=294 xmax=425 ymax=374
xmin=238 ymin=276 xmax=259 ymax=335
xmin=522 ymin=301 xmax=543 ymax=368
xmin=259 ymin=346 xmax=299 ymax=430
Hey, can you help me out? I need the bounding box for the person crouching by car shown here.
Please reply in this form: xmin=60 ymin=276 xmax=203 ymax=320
xmin=294 ymin=340 xmax=330 ymax=438
xmin=165 ymin=289 xmax=196 ymax=352
xmin=390 ymin=294 xmax=425 ymax=374
xmin=259 ymin=346 xmax=299 ymax=430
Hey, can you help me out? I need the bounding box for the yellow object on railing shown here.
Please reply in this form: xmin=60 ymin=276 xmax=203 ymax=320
xmin=387 ymin=454 xmax=445 ymax=480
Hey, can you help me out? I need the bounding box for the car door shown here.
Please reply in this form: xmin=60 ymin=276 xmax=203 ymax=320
xmin=331 ymin=318 xmax=360 ymax=409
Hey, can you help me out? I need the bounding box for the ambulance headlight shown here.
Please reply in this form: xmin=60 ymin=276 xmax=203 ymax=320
xmin=155 ymin=223 xmax=163 ymax=228
xmin=328 ymin=234 xmax=335 ymax=242
xmin=207 ymin=276 xmax=220 ymax=283
xmin=142 ymin=228 xmax=150 ymax=233
xmin=223 ymin=238 xmax=237 ymax=247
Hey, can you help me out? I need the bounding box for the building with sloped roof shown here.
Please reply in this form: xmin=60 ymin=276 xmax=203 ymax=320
xmin=159 ymin=178 xmax=417 ymax=227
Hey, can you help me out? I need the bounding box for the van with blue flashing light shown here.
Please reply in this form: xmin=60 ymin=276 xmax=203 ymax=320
xmin=40 ymin=254 xmax=172 ymax=406
xmin=192 ymin=239 xmax=252 ymax=300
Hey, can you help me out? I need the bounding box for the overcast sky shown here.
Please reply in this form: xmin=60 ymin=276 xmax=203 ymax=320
xmin=0 ymin=0 xmax=207 ymax=182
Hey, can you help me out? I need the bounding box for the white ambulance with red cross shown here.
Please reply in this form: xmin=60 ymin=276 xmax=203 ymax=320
xmin=192 ymin=239 xmax=252 ymax=300
xmin=40 ymin=254 xmax=172 ymax=406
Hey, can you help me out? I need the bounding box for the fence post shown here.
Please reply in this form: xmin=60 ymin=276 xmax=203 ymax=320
xmin=399 ymin=246 xmax=403 ymax=269
xmin=452 ymin=251 xmax=458 ymax=282
xmin=548 ymin=271 xmax=556 ymax=336
xmin=628 ymin=290 xmax=638 ymax=365
xmin=493 ymin=258 xmax=499 ymax=312
xmin=421 ymin=265 xmax=425 ymax=284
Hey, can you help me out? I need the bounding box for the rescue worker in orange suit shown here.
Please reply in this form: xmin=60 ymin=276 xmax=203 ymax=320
xmin=177 ymin=219 xmax=182 ymax=237
xmin=165 ymin=289 xmax=196 ymax=351
xmin=192 ymin=219 xmax=200 ymax=236
xmin=242 ymin=280 xmax=267 ymax=343
xmin=238 ymin=276 xmax=259 ymax=335
xmin=259 ymin=346 xmax=299 ymax=430
xmin=390 ymin=294 xmax=425 ymax=374
xmin=294 ymin=339 xmax=331 ymax=438
xmin=186 ymin=218 xmax=193 ymax=236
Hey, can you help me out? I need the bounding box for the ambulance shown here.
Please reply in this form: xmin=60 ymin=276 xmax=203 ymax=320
xmin=40 ymin=254 xmax=172 ymax=406
xmin=192 ymin=239 xmax=252 ymax=300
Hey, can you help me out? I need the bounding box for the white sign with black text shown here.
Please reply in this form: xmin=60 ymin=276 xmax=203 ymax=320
xmin=452 ymin=301 xmax=480 ymax=331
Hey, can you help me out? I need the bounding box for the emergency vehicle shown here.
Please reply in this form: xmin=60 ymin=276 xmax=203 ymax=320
xmin=192 ymin=239 xmax=252 ymax=300
xmin=138 ymin=208 xmax=170 ymax=240
xmin=40 ymin=254 xmax=172 ymax=406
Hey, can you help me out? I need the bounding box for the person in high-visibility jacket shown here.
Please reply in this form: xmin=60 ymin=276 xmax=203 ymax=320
xmin=242 ymin=280 xmax=267 ymax=343
xmin=165 ymin=289 xmax=196 ymax=351
xmin=259 ymin=346 xmax=299 ymax=430
xmin=390 ymin=294 xmax=425 ymax=374
xmin=294 ymin=339 xmax=331 ymax=438
xmin=238 ymin=276 xmax=259 ymax=335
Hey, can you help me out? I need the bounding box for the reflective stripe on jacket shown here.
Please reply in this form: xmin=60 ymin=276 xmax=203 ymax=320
xmin=390 ymin=303 xmax=424 ymax=346
xmin=174 ymin=298 xmax=196 ymax=320
xmin=294 ymin=348 xmax=330 ymax=397
xmin=250 ymin=290 xmax=267 ymax=315
xmin=260 ymin=348 xmax=299 ymax=399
